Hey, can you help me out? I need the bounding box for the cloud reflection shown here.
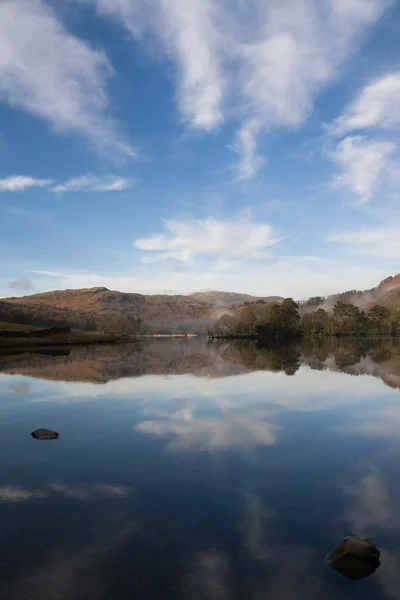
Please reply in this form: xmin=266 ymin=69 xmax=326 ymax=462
xmin=338 ymin=406 xmax=400 ymax=438
xmin=8 ymin=381 xmax=31 ymax=395
xmin=135 ymin=411 xmax=278 ymax=452
xmin=0 ymin=483 xmax=129 ymax=503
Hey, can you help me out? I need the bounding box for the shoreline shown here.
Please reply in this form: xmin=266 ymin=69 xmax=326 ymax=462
xmin=0 ymin=334 xmax=138 ymax=350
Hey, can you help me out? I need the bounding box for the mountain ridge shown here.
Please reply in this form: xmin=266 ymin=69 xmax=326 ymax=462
xmin=189 ymin=290 xmax=283 ymax=306
xmin=1 ymin=275 xmax=400 ymax=334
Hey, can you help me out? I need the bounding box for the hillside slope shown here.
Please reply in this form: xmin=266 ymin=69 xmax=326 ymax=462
xmin=374 ymin=275 xmax=400 ymax=309
xmin=2 ymin=274 xmax=400 ymax=335
xmin=302 ymin=274 xmax=400 ymax=313
xmin=1 ymin=287 xmax=213 ymax=333
xmin=189 ymin=290 xmax=283 ymax=307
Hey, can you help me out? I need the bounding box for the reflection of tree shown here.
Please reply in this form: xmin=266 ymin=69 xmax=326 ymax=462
xmin=302 ymin=338 xmax=395 ymax=368
xmin=369 ymin=346 xmax=393 ymax=364
xmin=301 ymin=338 xmax=400 ymax=391
xmin=3 ymin=337 xmax=400 ymax=391
xmin=217 ymin=341 xmax=301 ymax=376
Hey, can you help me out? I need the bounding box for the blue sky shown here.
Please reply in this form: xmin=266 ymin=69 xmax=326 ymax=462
xmin=0 ymin=0 xmax=400 ymax=300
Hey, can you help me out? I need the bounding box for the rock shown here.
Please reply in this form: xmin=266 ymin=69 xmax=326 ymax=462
xmin=329 ymin=553 xmax=380 ymax=580
xmin=328 ymin=536 xmax=380 ymax=561
xmin=327 ymin=537 xmax=380 ymax=580
xmin=31 ymin=429 xmax=59 ymax=440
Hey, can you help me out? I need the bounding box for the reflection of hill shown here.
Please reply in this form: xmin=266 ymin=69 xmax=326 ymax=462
xmin=2 ymin=338 xmax=400 ymax=391
xmin=0 ymin=339 xmax=247 ymax=383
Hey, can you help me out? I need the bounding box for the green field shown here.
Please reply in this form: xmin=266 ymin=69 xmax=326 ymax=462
xmin=0 ymin=321 xmax=41 ymax=332
xmin=0 ymin=321 xmax=129 ymax=348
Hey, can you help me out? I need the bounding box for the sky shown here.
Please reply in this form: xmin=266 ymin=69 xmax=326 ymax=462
xmin=0 ymin=0 xmax=400 ymax=300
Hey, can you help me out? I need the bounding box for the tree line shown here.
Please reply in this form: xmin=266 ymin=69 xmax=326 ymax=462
xmin=209 ymin=299 xmax=400 ymax=340
xmin=209 ymin=299 xmax=302 ymax=339
xmin=303 ymin=302 xmax=400 ymax=337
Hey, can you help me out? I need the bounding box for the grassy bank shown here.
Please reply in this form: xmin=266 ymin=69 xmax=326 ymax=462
xmin=0 ymin=322 xmax=136 ymax=348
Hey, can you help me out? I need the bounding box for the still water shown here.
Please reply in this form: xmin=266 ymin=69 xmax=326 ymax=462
xmin=1 ymin=338 xmax=400 ymax=600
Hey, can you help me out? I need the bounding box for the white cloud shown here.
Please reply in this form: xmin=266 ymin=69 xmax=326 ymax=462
xmin=331 ymin=73 xmax=400 ymax=136
xmin=0 ymin=0 xmax=133 ymax=155
xmin=52 ymin=175 xmax=134 ymax=193
xmin=234 ymin=118 xmax=266 ymax=181
xmin=329 ymin=226 xmax=400 ymax=259
xmin=20 ymin=255 xmax=389 ymax=299
xmin=28 ymin=269 xmax=71 ymax=277
xmin=329 ymin=135 xmax=396 ymax=201
xmin=0 ymin=174 xmax=134 ymax=194
xmin=79 ymin=0 xmax=391 ymax=178
xmin=84 ymin=0 xmax=225 ymax=132
xmin=0 ymin=175 xmax=51 ymax=192
xmin=134 ymin=216 xmax=279 ymax=262
xmin=327 ymin=73 xmax=400 ymax=201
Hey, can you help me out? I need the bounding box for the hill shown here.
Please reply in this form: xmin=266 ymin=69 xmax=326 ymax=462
xmin=1 ymin=274 xmax=400 ymax=336
xmin=0 ymin=287 xmax=213 ymax=334
xmin=375 ymin=274 xmax=400 ymax=309
xmin=189 ymin=290 xmax=283 ymax=307
xmin=301 ymin=274 xmax=400 ymax=313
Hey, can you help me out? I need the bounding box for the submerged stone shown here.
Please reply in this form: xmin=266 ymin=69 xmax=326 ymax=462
xmin=31 ymin=429 xmax=59 ymax=440
xmin=327 ymin=537 xmax=380 ymax=580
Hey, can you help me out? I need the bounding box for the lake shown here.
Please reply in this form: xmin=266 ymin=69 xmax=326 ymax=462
xmin=1 ymin=338 xmax=400 ymax=600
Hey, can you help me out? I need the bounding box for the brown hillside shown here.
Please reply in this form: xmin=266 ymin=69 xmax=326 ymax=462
xmin=301 ymin=273 xmax=400 ymax=313
xmin=189 ymin=290 xmax=283 ymax=307
xmin=375 ymin=274 xmax=400 ymax=309
xmin=2 ymin=287 xmax=213 ymax=332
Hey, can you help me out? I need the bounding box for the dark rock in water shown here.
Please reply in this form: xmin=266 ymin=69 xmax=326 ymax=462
xmin=31 ymin=429 xmax=59 ymax=441
xmin=328 ymin=537 xmax=380 ymax=580
xmin=329 ymin=554 xmax=380 ymax=580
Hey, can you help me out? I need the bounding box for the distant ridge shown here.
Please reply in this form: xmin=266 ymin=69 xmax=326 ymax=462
xmin=1 ymin=274 xmax=400 ymax=334
xmin=189 ymin=290 xmax=283 ymax=307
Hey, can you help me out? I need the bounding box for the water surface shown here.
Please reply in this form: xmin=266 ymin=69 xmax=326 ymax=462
xmin=1 ymin=338 xmax=400 ymax=600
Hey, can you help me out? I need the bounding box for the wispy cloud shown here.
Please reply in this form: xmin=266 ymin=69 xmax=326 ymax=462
xmin=52 ymin=175 xmax=134 ymax=193
xmin=0 ymin=175 xmax=51 ymax=192
xmin=329 ymin=225 xmax=400 ymax=259
xmin=134 ymin=216 xmax=279 ymax=262
xmin=28 ymin=269 xmax=70 ymax=278
xmin=0 ymin=174 xmax=133 ymax=194
xmin=327 ymin=72 xmax=400 ymax=201
xmin=9 ymin=277 xmax=33 ymax=290
xmin=329 ymin=135 xmax=396 ymax=202
xmin=21 ymin=256 xmax=390 ymax=303
xmin=0 ymin=0 xmax=133 ymax=156
xmin=83 ymin=0 xmax=391 ymax=178
xmin=86 ymin=0 xmax=225 ymax=132
xmin=330 ymin=73 xmax=400 ymax=136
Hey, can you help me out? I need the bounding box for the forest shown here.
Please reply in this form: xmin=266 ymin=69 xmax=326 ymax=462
xmin=209 ymin=299 xmax=400 ymax=340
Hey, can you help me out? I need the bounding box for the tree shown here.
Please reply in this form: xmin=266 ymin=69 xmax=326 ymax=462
xmin=280 ymin=298 xmax=301 ymax=332
xmin=240 ymin=305 xmax=257 ymax=336
xmin=368 ymin=305 xmax=391 ymax=335
xmin=214 ymin=314 xmax=236 ymax=337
